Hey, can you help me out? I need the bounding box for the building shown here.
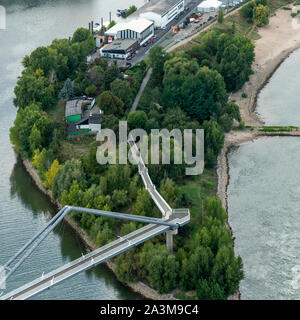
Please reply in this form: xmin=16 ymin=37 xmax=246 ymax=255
xmin=105 ymin=19 xmax=154 ymax=45
xmin=65 ymin=98 xmax=102 ymax=137
xmin=197 ymin=0 xmax=222 ymax=13
xmin=130 ymin=0 xmax=185 ymax=28
xmin=100 ymin=39 xmax=139 ymax=59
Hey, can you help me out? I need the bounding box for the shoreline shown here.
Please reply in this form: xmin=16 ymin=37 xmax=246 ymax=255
xmin=217 ymin=5 xmax=300 ymax=299
xmin=21 ymin=158 xmax=176 ymax=301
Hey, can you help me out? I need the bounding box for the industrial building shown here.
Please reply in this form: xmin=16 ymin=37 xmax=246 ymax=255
xmin=130 ymin=0 xmax=185 ymax=28
xmin=100 ymin=39 xmax=139 ymax=59
xmin=105 ymin=19 xmax=154 ymax=45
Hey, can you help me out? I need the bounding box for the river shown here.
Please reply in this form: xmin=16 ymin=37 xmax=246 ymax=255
xmin=0 ymin=0 xmax=145 ymax=300
xmin=228 ymin=49 xmax=300 ymax=299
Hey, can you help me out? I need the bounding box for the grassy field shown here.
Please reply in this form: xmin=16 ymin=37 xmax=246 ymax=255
xmin=259 ymin=126 xmax=298 ymax=132
xmin=178 ymin=169 xmax=216 ymax=229
xmin=60 ymin=136 xmax=95 ymax=161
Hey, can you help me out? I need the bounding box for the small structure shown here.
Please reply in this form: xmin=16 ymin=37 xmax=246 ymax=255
xmin=65 ymin=97 xmax=101 ymax=137
xmin=197 ymin=0 xmax=222 ymax=12
xmin=100 ymin=39 xmax=139 ymax=59
xmin=105 ymin=18 xmax=154 ymax=45
xmin=130 ymin=0 xmax=185 ymax=28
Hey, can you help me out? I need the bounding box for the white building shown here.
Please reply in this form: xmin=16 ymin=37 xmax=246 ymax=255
xmin=100 ymin=39 xmax=139 ymax=59
xmin=105 ymin=19 xmax=154 ymax=45
xmin=197 ymin=0 xmax=222 ymax=12
xmin=130 ymin=0 xmax=185 ymax=28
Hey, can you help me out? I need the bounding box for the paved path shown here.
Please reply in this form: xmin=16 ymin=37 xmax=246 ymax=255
xmin=1 ymin=213 xmax=189 ymax=300
xmin=130 ymin=67 xmax=153 ymax=113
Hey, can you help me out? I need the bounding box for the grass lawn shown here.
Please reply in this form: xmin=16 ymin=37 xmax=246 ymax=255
xmin=60 ymin=136 xmax=95 ymax=161
xmin=178 ymin=169 xmax=216 ymax=229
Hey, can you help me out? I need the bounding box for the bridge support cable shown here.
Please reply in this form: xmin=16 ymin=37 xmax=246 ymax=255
xmin=1 ymin=212 xmax=190 ymax=300
xmin=1 ymin=206 xmax=180 ymax=287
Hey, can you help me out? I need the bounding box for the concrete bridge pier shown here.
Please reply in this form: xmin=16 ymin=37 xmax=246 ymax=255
xmin=166 ymin=229 xmax=177 ymax=254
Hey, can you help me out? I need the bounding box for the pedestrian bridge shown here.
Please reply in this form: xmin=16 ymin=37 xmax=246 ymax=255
xmin=1 ymin=206 xmax=189 ymax=300
xmin=0 ymin=137 xmax=190 ymax=300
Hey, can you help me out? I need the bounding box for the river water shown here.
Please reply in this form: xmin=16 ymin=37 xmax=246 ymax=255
xmin=0 ymin=0 xmax=145 ymax=300
xmin=228 ymin=49 xmax=300 ymax=299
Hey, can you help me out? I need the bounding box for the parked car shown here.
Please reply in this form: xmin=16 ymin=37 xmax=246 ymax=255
xmin=126 ymin=55 xmax=132 ymax=60
xmin=126 ymin=62 xmax=132 ymax=67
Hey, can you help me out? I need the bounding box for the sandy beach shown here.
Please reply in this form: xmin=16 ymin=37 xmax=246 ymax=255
xmin=218 ymin=5 xmax=300 ymax=222
xmin=231 ymin=6 xmax=300 ymax=126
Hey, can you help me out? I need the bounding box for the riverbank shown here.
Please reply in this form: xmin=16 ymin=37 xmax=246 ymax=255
xmin=218 ymin=4 xmax=300 ymax=207
xmin=22 ymin=158 xmax=176 ymax=300
xmin=230 ymin=5 xmax=300 ymax=126
xmin=216 ymin=4 xmax=300 ymax=299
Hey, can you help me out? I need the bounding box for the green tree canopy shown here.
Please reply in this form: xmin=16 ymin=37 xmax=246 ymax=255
xmin=97 ymin=91 xmax=124 ymax=116
xmin=128 ymin=110 xmax=148 ymax=130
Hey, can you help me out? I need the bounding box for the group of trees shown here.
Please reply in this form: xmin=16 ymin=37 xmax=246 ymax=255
xmin=142 ymin=38 xmax=245 ymax=167
xmin=9 ymin=19 xmax=247 ymax=298
xmin=240 ymin=0 xmax=270 ymax=26
xmin=14 ymin=28 xmax=96 ymax=111
xmin=114 ymin=197 xmax=243 ymax=298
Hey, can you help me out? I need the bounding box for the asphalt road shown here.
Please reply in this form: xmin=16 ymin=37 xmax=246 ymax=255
xmin=103 ymin=0 xmax=200 ymax=67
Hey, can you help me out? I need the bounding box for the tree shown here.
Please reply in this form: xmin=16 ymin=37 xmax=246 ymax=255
xmin=217 ymin=9 xmax=224 ymax=23
xmin=85 ymin=84 xmax=97 ymax=96
xmin=14 ymin=71 xmax=55 ymax=110
xmin=163 ymin=67 xmax=227 ymax=122
xmin=132 ymin=189 xmax=153 ymax=217
xmin=203 ymin=120 xmax=224 ymax=167
xmin=103 ymin=64 xmax=121 ymax=90
xmin=110 ymin=78 xmax=133 ymax=107
xmin=148 ymin=46 xmax=169 ymax=85
xmin=204 ymin=197 xmax=227 ymax=224
xmin=225 ymin=101 xmax=241 ymax=122
xmin=29 ymin=124 xmax=42 ymax=153
xmin=212 ymin=245 xmax=243 ymax=295
xmin=253 ymin=5 xmax=270 ymax=27
xmin=128 ymin=111 xmax=148 ymax=130
xmin=219 ymin=114 xmax=232 ymax=132
xmin=164 ymin=55 xmax=199 ymax=77
xmin=23 ymin=46 xmax=58 ymax=76
xmin=72 ymin=28 xmax=91 ymax=43
xmin=32 ymin=148 xmax=54 ymax=180
xmin=97 ymin=91 xmax=124 ymax=116
xmin=148 ymin=245 xmax=179 ymax=293
xmin=197 ymin=279 xmax=226 ymax=300
xmin=10 ymin=104 xmax=53 ymax=157
xmin=44 ymin=159 xmax=62 ymax=189
xmin=58 ymin=78 xmax=74 ymax=100
xmin=240 ymin=2 xmax=256 ymax=22
xmin=88 ymin=65 xmax=104 ymax=86
xmin=51 ymin=159 xmax=86 ymax=199
xmin=111 ymin=190 xmax=130 ymax=209
xmin=218 ymin=36 xmax=255 ymax=91
xmin=159 ymin=178 xmax=180 ymax=208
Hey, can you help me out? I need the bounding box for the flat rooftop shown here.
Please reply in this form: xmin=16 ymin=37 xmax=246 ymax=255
xmin=65 ymin=99 xmax=83 ymax=117
xmin=131 ymin=0 xmax=184 ymax=17
xmin=105 ymin=18 xmax=153 ymax=36
xmin=102 ymin=39 xmax=138 ymax=52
